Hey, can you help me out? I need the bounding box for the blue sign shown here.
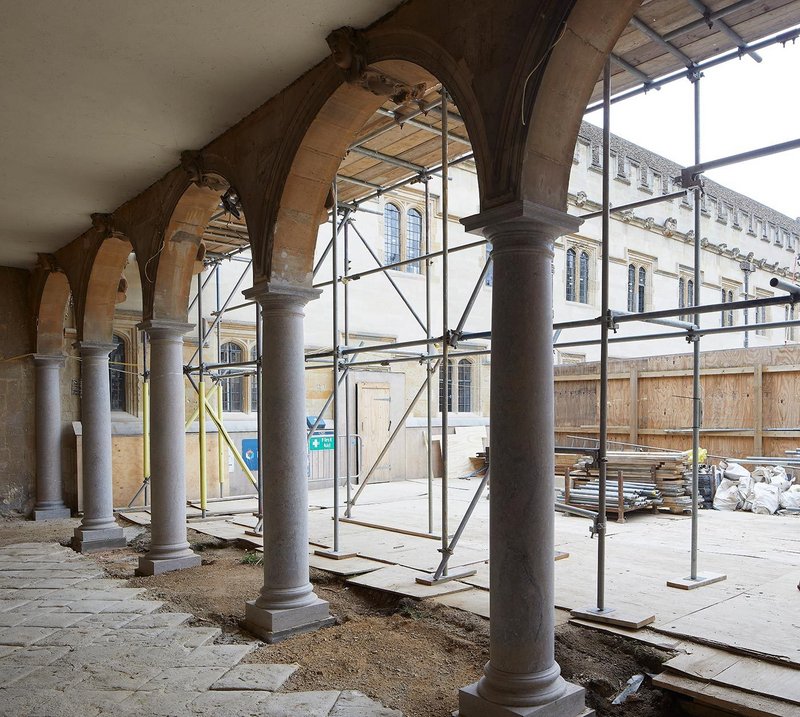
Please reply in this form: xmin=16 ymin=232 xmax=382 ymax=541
xmin=242 ymin=438 xmax=259 ymax=471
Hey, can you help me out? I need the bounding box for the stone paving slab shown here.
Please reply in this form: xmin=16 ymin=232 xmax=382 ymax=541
xmin=210 ymin=663 xmax=298 ymax=691
xmin=0 ymin=542 xmax=403 ymax=716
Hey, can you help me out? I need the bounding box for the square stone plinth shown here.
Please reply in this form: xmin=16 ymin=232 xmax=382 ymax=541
xmin=135 ymin=554 xmax=201 ymax=576
xmin=33 ymin=507 xmax=71 ymax=521
xmin=244 ymin=598 xmax=334 ymax=644
xmin=458 ymin=680 xmax=593 ymax=717
xmin=72 ymin=527 xmax=126 ymax=554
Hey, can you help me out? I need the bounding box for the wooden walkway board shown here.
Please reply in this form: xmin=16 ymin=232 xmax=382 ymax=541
xmin=346 ymin=565 xmax=473 ymax=599
xmin=664 ymin=644 xmax=800 ymax=705
xmin=653 ymin=672 xmax=800 ymax=717
xmin=308 ymin=554 xmax=385 ymax=577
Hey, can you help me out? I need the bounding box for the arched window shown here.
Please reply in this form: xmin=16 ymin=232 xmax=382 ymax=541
xmin=457 ymin=360 xmax=472 ymax=413
xmin=678 ymin=277 xmax=685 ymax=311
xmin=438 ymin=361 xmax=452 ymax=413
xmin=579 ymin=251 xmax=589 ymax=304
xmin=109 ymin=334 xmax=126 ymax=411
xmin=384 ymin=203 xmax=401 ymax=265
xmin=637 ymin=266 xmax=646 ymax=312
xmin=250 ymin=345 xmax=259 ymax=413
xmin=627 ymin=264 xmax=636 ymax=311
xmin=406 ymin=208 xmax=422 ymax=273
xmin=686 ymin=279 xmax=694 ymax=309
xmin=566 ymin=248 xmax=576 ymax=301
xmin=220 ymin=342 xmax=244 ymax=412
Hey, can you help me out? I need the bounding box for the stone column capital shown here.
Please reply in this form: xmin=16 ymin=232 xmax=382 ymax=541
xmin=137 ymin=319 xmax=195 ymax=341
xmin=462 ymin=200 xmax=582 ymax=244
xmin=244 ymin=279 xmax=322 ymax=313
xmin=33 ymin=354 xmax=66 ymax=368
xmin=75 ymin=341 xmax=115 ymax=358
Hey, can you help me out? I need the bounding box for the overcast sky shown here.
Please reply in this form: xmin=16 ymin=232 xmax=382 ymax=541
xmin=584 ymin=33 xmax=800 ymax=221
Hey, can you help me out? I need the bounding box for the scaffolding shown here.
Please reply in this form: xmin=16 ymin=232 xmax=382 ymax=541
xmin=162 ymin=9 xmax=800 ymax=620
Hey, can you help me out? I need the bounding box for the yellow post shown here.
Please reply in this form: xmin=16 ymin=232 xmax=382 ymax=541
xmin=217 ymin=383 xmax=225 ymax=494
xmin=142 ymin=381 xmax=151 ymax=480
xmin=198 ymin=381 xmax=208 ymax=514
xmin=185 ymin=383 xmax=217 ymax=428
xmin=204 ymin=397 xmax=258 ymax=488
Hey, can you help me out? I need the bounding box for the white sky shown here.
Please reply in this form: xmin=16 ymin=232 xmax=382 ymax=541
xmin=584 ymin=33 xmax=800 ymax=220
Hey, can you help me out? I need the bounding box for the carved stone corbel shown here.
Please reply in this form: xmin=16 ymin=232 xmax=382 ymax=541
xmin=326 ymin=26 xmax=426 ymax=105
xmin=180 ymin=150 xmax=227 ymax=191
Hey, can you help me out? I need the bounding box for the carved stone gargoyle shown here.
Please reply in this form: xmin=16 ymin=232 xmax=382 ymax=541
xmin=326 ymin=27 xmax=426 ymax=105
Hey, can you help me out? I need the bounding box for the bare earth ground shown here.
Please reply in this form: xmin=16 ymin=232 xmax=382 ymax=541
xmin=0 ymin=513 xmax=678 ymax=717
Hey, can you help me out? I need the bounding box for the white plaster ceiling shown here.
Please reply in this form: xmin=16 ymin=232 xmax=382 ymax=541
xmin=0 ymin=0 xmax=401 ymax=269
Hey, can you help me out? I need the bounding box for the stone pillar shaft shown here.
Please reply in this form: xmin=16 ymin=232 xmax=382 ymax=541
xmin=33 ymin=355 xmax=71 ymax=520
xmin=73 ymin=343 xmax=126 ymax=552
xmin=459 ymin=202 xmax=588 ymax=717
xmin=136 ymin=321 xmax=200 ymax=575
xmin=243 ymin=281 xmax=332 ymax=642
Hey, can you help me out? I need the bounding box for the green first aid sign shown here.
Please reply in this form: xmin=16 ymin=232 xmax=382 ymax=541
xmin=309 ymin=435 xmax=335 ymax=451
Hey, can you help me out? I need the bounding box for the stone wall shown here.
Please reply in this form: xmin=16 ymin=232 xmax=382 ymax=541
xmin=0 ymin=267 xmax=35 ymax=514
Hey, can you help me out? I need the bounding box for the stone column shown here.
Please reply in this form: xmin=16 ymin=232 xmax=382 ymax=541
xmin=458 ymin=202 xmax=588 ymax=717
xmin=32 ymin=355 xmax=71 ymax=520
xmin=136 ymin=320 xmax=200 ymax=576
xmin=73 ymin=342 xmax=126 ymax=553
xmin=243 ymin=280 xmax=333 ymax=643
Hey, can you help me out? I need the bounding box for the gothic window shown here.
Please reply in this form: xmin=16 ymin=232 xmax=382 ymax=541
xmin=220 ymin=341 xmax=244 ymax=412
xmin=637 ymin=267 xmax=647 ymax=312
xmin=484 ymin=242 xmax=493 ymax=287
xmin=109 ymin=334 xmax=126 ymax=412
xmin=250 ymin=345 xmax=259 ymax=412
xmin=383 ymin=203 xmax=401 ymax=265
xmin=679 ymin=276 xmax=695 ymax=321
xmin=786 ymin=305 xmax=797 ymax=342
xmin=566 ymin=248 xmax=576 ymax=302
xmin=627 ymin=264 xmax=636 ymax=311
xmin=579 ymin=251 xmax=590 ymax=304
xmin=406 ymin=208 xmax=422 ymax=273
xmin=721 ymin=288 xmax=735 ymax=327
xmin=457 ymin=360 xmax=473 ymax=413
xmin=439 ymin=359 xmax=476 ymax=414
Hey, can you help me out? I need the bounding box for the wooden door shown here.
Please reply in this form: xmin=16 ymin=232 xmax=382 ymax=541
xmin=356 ymin=382 xmax=392 ymax=483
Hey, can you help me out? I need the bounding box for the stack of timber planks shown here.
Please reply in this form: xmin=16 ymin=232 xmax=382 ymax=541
xmin=569 ymin=450 xmax=692 ymax=514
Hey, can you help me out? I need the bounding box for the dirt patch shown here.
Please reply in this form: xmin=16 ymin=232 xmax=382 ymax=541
xmin=0 ymin=516 xmax=678 ymax=716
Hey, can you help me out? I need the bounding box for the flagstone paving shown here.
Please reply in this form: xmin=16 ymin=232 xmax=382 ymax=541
xmin=0 ymin=542 xmax=401 ymax=717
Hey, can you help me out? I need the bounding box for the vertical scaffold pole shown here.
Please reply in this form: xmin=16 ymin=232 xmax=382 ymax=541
xmin=690 ymin=73 xmax=702 ymax=582
xmin=666 ymin=70 xmax=725 ymax=591
xmin=425 ymin=177 xmax=434 ymax=535
xmin=197 ymin=271 xmax=208 ymax=518
xmin=597 ymin=58 xmax=611 ymax=612
xmin=572 ymin=61 xmax=655 ymax=627
xmin=142 ymin=332 xmax=150 ymax=507
xmin=256 ymin=302 xmax=263 ymax=522
xmin=440 ymin=88 xmax=450 ymax=572
xmin=216 ymin=265 xmax=224 ymax=498
xmin=344 ymin=218 xmax=353 ymax=516
xmin=331 ymin=179 xmax=341 ymax=553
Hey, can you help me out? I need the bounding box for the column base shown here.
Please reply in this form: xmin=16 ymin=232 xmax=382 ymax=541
xmin=72 ymin=525 xmax=127 ymax=553
xmin=243 ymin=597 xmax=334 ymax=643
xmin=33 ymin=506 xmax=72 ymax=521
xmin=135 ymin=553 xmax=201 ymax=576
xmin=458 ymin=681 xmax=591 ymax=717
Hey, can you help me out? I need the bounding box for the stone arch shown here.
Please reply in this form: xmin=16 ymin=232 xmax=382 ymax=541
xmin=261 ymin=31 xmax=489 ymax=286
xmin=82 ymin=236 xmax=137 ymax=344
xmin=520 ymin=0 xmax=642 ymax=209
xmin=147 ymin=181 xmax=226 ymax=323
xmin=33 ymin=264 xmax=71 ymax=355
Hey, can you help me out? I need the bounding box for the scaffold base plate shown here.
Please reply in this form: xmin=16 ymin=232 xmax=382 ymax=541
xmin=415 ymin=566 xmax=478 ymax=586
xmin=666 ymin=573 xmax=727 ymax=590
xmin=570 ymin=605 xmax=655 ymax=630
